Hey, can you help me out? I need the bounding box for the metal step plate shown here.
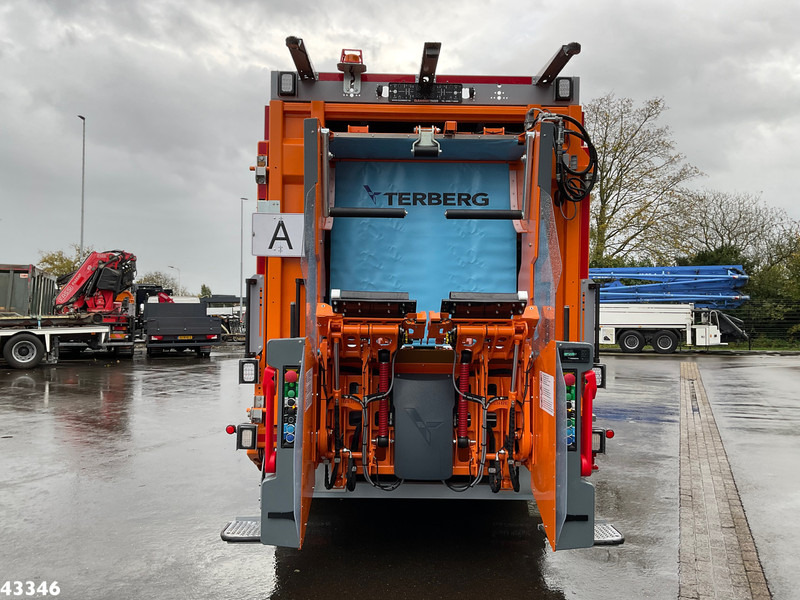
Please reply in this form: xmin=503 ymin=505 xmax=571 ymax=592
xmin=221 ymin=517 xmax=261 ymax=543
xmin=594 ymin=521 xmax=625 ymax=546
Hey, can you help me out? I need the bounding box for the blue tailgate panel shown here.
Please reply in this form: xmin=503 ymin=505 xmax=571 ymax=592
xmin=329 ymin=162 xmax=517 ymax=314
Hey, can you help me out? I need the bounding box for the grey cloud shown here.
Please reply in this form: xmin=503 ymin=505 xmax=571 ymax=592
xmin=2 ymin=0 xmax=799 ymax=294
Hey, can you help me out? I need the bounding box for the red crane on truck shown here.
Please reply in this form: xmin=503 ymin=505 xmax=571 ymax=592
xmin=53 ymin=250 xmax=137 ymax=356
xmin=0 ymin=250 xmax=137 ymax=368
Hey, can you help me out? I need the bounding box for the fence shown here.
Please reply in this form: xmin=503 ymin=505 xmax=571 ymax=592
xmin=728 ymin=299 xmax=800 ymax=347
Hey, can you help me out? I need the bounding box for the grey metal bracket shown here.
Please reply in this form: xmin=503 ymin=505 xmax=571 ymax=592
xmin=411 ymin=126 xmax=441 ymax=158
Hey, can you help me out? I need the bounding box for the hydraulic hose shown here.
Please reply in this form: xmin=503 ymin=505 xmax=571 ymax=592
xmin=457 ymin=350 xmax=471 ymax=448
xmin=377 ymin=349 xmax=390 ymax=447
xmin=357 ymin=351 xmax=403 ymax=492
xmin=523 ymin=108 xmax=598 ymax=205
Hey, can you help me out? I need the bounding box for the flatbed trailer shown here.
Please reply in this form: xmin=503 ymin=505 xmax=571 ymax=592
xmin=0 ymin=319 xmax=109 ymax=369
xmin=0 ymin=256 xmax=137 ymax=368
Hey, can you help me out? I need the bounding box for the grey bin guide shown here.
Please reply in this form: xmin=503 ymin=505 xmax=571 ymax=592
xmin=392 ymin=373 xmax=454 ymax=481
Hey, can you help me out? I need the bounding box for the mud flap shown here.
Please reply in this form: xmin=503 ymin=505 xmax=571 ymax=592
xmin=531 ymin=340 xmax=596 ymax=550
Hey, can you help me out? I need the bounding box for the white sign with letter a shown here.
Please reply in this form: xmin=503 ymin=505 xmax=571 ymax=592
xmin=252 ymin=213 xmax=305 ymax=257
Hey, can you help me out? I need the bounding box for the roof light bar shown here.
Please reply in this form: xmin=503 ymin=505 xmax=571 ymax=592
xmin=555 ymin=77 xmax=573 ymax=101
xmin=278 ymin=71 xmax=297 ymax=96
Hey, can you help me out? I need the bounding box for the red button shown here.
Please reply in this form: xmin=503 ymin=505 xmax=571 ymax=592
xmin=285 ymin=370 xmax=298 ymax=383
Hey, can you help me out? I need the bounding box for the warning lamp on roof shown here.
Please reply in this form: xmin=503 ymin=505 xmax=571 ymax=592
xmin=337 ymin=48 xmax=367 ymax=94
xmin=338 ymin=48 xmax=365 ymax=69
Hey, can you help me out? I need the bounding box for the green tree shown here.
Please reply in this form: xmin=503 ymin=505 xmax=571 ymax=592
xmin=585 ymin=94 xmax=701 ymax=265
xmin=199 ymin=284 xmax=212 ymax=298
xmin=676 ymin=245 xmax=747 ymax=268
xmin=38 ymin=244 xmax=94 ymax=278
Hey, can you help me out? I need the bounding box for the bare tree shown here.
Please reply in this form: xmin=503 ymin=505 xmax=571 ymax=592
xmin=137 ymin=271 xmax=187 ymax=295
xmin=585 ymin=94 xmax=701 ymax=265
xmin=674 ymin=189 xmax=800 ymax=272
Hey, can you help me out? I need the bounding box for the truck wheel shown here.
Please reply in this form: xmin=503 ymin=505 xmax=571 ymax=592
xmin=652 ymin=330 xmax=678 ymax=354
xmin=3 ymin=333 xmax=45 ymax=369
xmin=618 ymin=330 xmax=645 ymax=353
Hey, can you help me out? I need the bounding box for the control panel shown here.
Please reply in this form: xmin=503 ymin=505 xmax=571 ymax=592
xmin=563 ymin=371 xmax=578 ymax=451
xmin=558 ymin=344 xmax=592 ymax=454
xmin=281 ymin=366 xmax=300 ymax=448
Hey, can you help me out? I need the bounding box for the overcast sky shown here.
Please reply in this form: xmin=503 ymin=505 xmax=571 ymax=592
xmin=2 ymin=0 xmax=799 ymax=295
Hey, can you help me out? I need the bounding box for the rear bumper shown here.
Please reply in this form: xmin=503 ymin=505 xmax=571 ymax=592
xmin=146 ymin=337 xmax=221 ymax=349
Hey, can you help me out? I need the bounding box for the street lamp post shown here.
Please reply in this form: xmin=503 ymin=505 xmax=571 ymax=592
xmin=239 ymin=197 xmax=248 ymax=324
xmin=78 ymin=115 xmax=86 ymax=261
xmin=167 ymin=265 xmax=181 ymax=294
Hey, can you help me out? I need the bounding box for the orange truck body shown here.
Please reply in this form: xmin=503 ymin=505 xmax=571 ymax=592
xmin=226 ymin=38 xmax=608 ymax=551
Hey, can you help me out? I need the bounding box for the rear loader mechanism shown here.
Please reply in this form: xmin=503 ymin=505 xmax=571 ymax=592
xmin=223 ymin=38 xmax=620 ymax=551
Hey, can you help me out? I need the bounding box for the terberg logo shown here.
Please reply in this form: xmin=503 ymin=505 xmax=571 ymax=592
xmin=405 ymin=408 xmax=444 ymax=445
xmin=363 ymin=185 xmax=382 ymax=205
xmin=362 ymin=185 xmax=489 ymax=207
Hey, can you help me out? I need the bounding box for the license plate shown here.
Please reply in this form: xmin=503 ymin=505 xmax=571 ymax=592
xmin=178 ymin=335 xmax=193 ymax=340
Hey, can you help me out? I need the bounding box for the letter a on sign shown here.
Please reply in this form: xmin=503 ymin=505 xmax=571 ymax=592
xmin=252 ymin=213 xmax=305 ymax=257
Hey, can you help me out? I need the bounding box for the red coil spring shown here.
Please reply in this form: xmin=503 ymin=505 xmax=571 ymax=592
xmin=458 ymin=362 xmax=469 ymax=440
xmin=378 ymin=360 xmax=390 ymax=439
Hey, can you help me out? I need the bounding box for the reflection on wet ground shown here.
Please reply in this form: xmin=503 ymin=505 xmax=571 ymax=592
xmin=272 ymin=499 xmax=562 ymax=599
xmin=1 ymin=352 xmax=797 ymax=599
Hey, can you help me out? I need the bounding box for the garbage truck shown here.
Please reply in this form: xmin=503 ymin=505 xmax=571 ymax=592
xmin=223 ymin=37 xmax=619 ymax=551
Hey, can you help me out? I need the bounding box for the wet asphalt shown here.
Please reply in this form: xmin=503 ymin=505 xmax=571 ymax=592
xmin=693 ymin=355 xmax=800 ymax=600
xmin=0 ymin=349 xmax=796 ymax=599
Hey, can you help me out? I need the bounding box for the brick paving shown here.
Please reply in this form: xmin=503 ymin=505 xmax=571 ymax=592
xmin=679 ymin=362 xmax=772 ymax=600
